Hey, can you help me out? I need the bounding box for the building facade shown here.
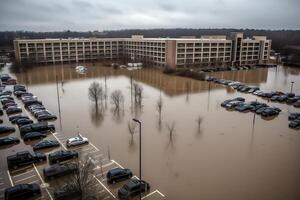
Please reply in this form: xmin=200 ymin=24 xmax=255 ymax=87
xmin=14 ymin=32 xmax=271 ymax=68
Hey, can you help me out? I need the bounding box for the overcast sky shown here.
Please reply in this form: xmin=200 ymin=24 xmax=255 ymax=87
xmin=0 ymin=0 xmax=299 ymax=31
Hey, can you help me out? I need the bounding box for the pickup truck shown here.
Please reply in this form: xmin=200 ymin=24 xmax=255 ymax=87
xmin=7 ymin=151 xmax=46 ymax=169
xmin=19 ymin=122 xmax=55 ymax=136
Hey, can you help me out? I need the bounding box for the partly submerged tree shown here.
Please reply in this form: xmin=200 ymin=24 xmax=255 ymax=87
xmin=110 ymin=90 xmax=124 ymax=111
xmin=88 ymin=82 xmax=104 ymax=108
xmin=53 ymin=157 xmax=100 ymax=200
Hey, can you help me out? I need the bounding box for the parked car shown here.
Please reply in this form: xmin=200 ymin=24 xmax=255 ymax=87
xmin=235 ymin=103 xmax=254 ymax=112
xmin=53 ymin=188 xmax=82 ymax=200
xmin=289 ymin=119 xmax=300 ymax=129
xmin=4 ymin=183 xmax=41 ymax=200
xmin=277 ymin=95 xmax=288 ymax=102
xmin=261 ymin=107 xmax=280 ymax=117
xmin=43 ymin=163 xmax=78 ymax=180
xmin=0 ymin=109 xmax=3 ymax=116
xmin=16 ymin=118 xmax=33 ymax=127
xmin=32 ymin=140 xmax=60 ymax=150
xmin=107 ymin=168 xmax=133 ymax=184
xmin=48 ymin=150 xmax=78 ymax=165
xmin=288 ymin=113 xmax=300 ymax=121
xmin=294 ymin=100 xmax=300 ymax=108
xmin=19 ymin=122 xmax=55 ymax=136
xmin=0 ymin=137 xmax=20 ymax=146
xmin=6 ymin=107 xmax=22 ymax=115
xmin=0 ymin=126 xmax=15 ymax=134
xmin=3 ymin=103 xmax=18 ymax=109
xmin=37 ymin=114 xmax=57 ymax=121
xmin=23 ymin=132 xmax=47 ymax=141
xmin=224 ymin=101 xmax=244 ymax=109
xmin=7 ymin=151 xmax=46 ymax=169
xmin=10 ymin=115 xmax=30 ymax=124
xmin=118 ymin=179 xmax=150 ymax=199
xmin=66 ymin=134 xmax=89 ymax=147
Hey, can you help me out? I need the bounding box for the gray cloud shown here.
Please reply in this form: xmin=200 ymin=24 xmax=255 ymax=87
xmin=0 ymin=0 xmax=299 ymax=31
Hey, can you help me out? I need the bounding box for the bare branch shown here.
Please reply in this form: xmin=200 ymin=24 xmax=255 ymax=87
xmin=110 ymin=90 xmax=124 ymax=111
xmin=88 ymin=82 xmax=104 ymax=107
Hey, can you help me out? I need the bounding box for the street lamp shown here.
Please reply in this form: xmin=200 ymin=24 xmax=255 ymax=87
xmin=132 ymin=118 xmax=142 ymax=200
xmin=290 ymin=81 xmax=295 ymax=93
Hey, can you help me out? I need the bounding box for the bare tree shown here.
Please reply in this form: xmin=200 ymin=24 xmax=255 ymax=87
xmin=54 ymin=158 xmax=98 ymax=199
xmin=156 ymin=97 xmax=163 ymax=123
xmin=166 ymin=122 xmax=175 ymax=140
xmin=110 ymin=90 xmax=124 ymax=111
xmin=88 ymin=82 xmax=104 ymax=108
xmin=133 ymin=83 xmax=143 ymax=105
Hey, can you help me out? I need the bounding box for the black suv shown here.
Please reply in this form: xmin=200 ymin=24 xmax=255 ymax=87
xmin=48 ymin=150 xmax=78 ymax=165
xmin=43 ymin=163 xmax=78 ymax=180
xmin=7 ymin=151 xmax=46 ymax=169
xmin=0 ymin=126 xmax=15 ymax=134
xmin=20 ymin=122 xmax=55 ymax=136
xmin=4 ymin=183 xmax=41 ymax=200
xmin=118 ymin=179 xmax=150 ymax=199
xmin=107 ymin=168 xmax=133 ymax=184
xmin=0 ymin=137 xmax=20 ymax=146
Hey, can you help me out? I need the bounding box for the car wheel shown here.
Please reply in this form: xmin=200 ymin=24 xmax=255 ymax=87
xmin=13 ymin=165 xmax=18 ymax=169
xmin=39 ymin=159 xmax=44 ymax=162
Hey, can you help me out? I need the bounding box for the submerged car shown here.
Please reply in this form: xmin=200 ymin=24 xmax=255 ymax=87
xmin=7 ymin=151 xmax=46 ymax=169
xmin=235 ymin=103 xmax=254 ymax=112
xmin=48 ymin=150 xmax=78 ymax=165
xmin=43 ymin=163 xmax=78 ymax=180
xmin=261 ymin=107 xmax=280 ymax=117
xmin=289 ymin=119 xmax=300 ymax=129
xmin=4 ymin=183 xmax=41 ymax=200
xmin=66 ymin=134 xmax=89 ymax=147
xmin=0 ymin=137 xmax=20 ymax=146
xmin=6 ymin=107 xmax=22 ymax=115
xmin=32 ymin=140 xmax=60 ymax=150
xmin=107 ymin=168 xmax=133 ymax=184
xmin=288 ymin=113 xmax=300 ymax=121
xmin=23 ymin=132 xmax=47 ymax=141
xmin=0 ymin=126 xmax=15 ymax=134
xmin=20 ymin=122 xmax=55 ymax=136
xmin=224 ymin=101 xmax=244 ymax=109
xmin=118 ymin=178 xmax=150 ymax=199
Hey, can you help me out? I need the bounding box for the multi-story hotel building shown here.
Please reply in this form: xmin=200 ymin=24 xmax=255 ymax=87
xmin=14 ymin=32 xmax=271 ymax=68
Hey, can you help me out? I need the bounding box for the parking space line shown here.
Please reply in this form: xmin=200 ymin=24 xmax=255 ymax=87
xmin=52 ymin=133 xmax=67 ymax=150
xmin=80 ymin=147 xmax=95 ymax=152
xmin=102 ymin=161 xmax=114 ymax=168
xmin=89 ymin=143 xmax=100 ymax=151
xmin=93 ymin=175 xmax=116 ymax=199
xmin=15 ymin=175 xmax=36 ymax=183
xmin=111 ymin=160 xmax=124 ymax=169
xmin=11 ymin=169 xmax=34 ymax=177
xmin=7 ymin=170 xmax=13 ymax=186
xmin=142 ymin=190 xmax=165 ymax=199
xmin=33 ymin=164 xmax=53 ymax=200
xmin=28 ymin=180 xmax=39 ymax=184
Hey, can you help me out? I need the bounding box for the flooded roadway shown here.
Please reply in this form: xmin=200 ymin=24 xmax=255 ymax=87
xmin=1 ymin=63 xmax=300 ymax=200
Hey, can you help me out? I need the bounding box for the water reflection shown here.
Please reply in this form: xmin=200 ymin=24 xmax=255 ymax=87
xmin=14 ymin=63 xmax=269 ymax=97
xmin=90 ymin=105 xmax=105 ymax=127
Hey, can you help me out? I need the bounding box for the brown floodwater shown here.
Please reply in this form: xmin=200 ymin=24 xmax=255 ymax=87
xmin=6 ymin=63 xmax=300 ymax=199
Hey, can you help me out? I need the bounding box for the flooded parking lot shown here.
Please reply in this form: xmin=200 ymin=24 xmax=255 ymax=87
xmin=1 ymin=63 xmax=300 ymax=200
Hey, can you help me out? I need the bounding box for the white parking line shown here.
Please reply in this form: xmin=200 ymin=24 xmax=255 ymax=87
xmin=28 ymin=180 xmax=39 ymax=184
xmin=102 ymin=161 xmax=114 ymax=168
xmin=142 ymin=190 xmax=166 ymax=199
xmin=89 ymin=143 xmax=100 ymax=151
xmin=33 ymin=164 xmax=53 ymax=200
xmin=52 ymin=133 xmax=67 ymax=150
xmin=93 ymin=175 xmax=116 ymax=199
xmin=111 ymin=160 xmax=124 ymax=169
xmin=7 ymin=171 xmax=13 ymax=186
xmin=15 ymin=175 xmax=36 ymax=183
xmin=11 ymin=169 xmax=34 ymax=177
xmin=80 ymin=147 xmax=95 ymax=152
xmin=9 ymin=165 xmax=33 ymax=173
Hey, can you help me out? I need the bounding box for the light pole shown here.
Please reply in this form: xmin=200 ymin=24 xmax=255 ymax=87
xmin=132 ymin=118 xmax=142 ymax=200
xmin=290 ymin=81 xmax=294 ymax=93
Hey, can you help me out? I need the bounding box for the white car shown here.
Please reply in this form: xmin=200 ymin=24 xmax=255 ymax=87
xmin=66 ymin=134 xmax=89 ymax=147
